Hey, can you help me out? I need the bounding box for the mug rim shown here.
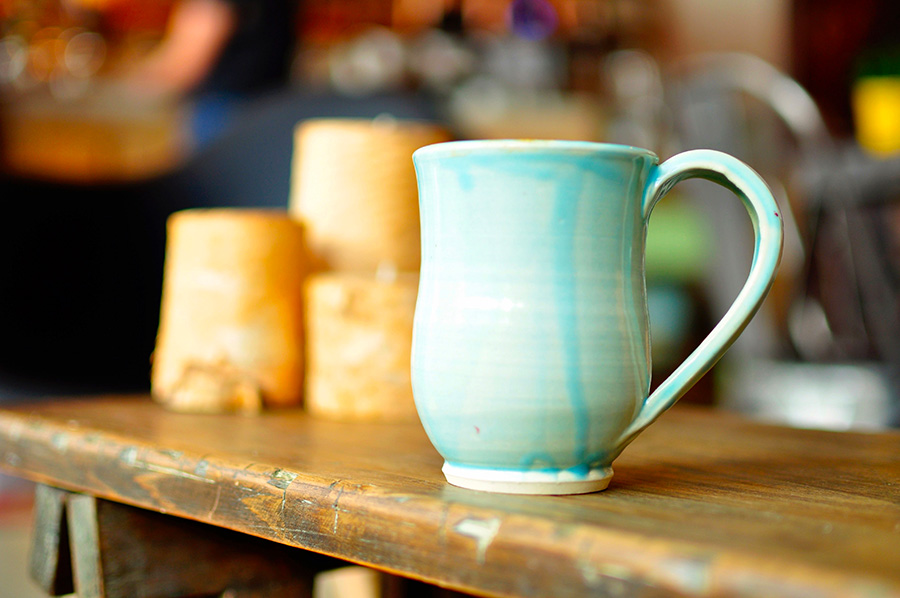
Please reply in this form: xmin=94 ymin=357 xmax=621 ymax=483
xmin=413 ymin=139 xmax=658 ymax=160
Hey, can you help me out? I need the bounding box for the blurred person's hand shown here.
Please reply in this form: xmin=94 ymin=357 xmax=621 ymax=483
xmin=118 ymin=0 xmax=236 ymax=102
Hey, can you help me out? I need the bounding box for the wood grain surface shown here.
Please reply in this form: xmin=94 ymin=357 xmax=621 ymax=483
xmin=0 ymin=395 xmax=898 ymax=598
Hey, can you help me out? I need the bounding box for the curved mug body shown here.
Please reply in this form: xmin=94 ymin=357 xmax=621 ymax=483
xmin=411 ymin=140 xmax=782 ymax=494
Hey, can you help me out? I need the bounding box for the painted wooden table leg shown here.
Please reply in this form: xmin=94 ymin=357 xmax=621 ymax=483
xmin=28 ymin=484 xmax=74 ymax=596
xmin=31 ymin=484 xmax=343 ymax=598
xmin=27 ymin=484 xmax=473 ymax=598
xmin=71 ymin=493 xmax=342 ymax=598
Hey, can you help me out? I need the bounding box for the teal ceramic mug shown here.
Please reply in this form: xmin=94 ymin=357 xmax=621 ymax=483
xmin=411 ymin=140 xmax=783 ymax=494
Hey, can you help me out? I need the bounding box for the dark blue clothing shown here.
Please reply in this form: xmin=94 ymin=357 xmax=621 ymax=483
xmin=189 ymin=0 xmax=300 ymax=146
xmin=195 ymin=0 xmax=299 ymax=96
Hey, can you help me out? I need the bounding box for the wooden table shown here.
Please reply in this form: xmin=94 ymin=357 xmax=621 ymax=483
xmin=0 ymin=394 xmax=898 ymax=597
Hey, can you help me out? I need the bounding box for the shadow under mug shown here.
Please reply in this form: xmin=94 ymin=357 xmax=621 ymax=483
xmin=411 ymin=140 xmax=783 ymax=495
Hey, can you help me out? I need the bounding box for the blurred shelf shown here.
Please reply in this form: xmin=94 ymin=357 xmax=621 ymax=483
xmin=0 ymin=84 xmax=189 ymax=183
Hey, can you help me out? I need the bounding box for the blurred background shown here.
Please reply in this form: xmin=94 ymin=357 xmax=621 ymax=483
xmin=1 ymin=0 xmax=899 ymax=428
xmin=1 ymin=0 xmax=899 ymax=422
xmin=0 ymin=3 xmax=899 ymax=588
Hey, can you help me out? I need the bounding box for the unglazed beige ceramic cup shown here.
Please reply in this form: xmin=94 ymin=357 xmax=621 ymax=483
xmin=303 ymin=270 xmax=419 ymax=422
xmin=151 ymin=209 xmax=308 ymax=413
xmin=288 ymin=117 xmax=451 ymax=273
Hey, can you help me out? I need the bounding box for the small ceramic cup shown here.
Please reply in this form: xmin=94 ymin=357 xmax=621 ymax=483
xmin=151 ymin=209 xmax=308 ymax=413
xmin=288 ymin=117 xmax=451 ymax=272
xmin=411 ymin=140 xmax=783 ymax=495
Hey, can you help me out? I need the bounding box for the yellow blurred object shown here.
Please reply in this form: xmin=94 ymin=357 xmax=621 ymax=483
xmin=853 ymin=76 xmax=900 ymax=156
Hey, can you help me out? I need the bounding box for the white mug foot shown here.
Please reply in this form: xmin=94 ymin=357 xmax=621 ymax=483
xmin=442 ymin=462 xmax=613 ymax=495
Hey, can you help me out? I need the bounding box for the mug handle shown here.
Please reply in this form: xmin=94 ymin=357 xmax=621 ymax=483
xmin=612 ymin=149 xmax=784 ymax=455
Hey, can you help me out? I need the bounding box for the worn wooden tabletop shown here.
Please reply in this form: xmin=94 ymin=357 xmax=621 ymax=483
xmin=0 ymin=395 xmax=898 ymax=598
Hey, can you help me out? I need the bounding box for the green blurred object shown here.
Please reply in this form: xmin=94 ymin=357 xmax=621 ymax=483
xmin=643 ymin=193 xmax=711 ymax=372
xmin=645 ymin=193 xmax=711 ymax=283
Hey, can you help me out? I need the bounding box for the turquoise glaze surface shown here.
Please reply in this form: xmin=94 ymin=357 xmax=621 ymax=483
xmin=411 ymin=140 xmax=783 ymax=493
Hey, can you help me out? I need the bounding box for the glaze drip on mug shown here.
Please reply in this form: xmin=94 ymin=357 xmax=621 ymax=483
xmin=551 ymin=173 xmax=589 ymax=465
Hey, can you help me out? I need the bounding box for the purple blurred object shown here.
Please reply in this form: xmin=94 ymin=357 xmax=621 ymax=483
xmin=508 ymin=0 xmax=558 ymax=40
